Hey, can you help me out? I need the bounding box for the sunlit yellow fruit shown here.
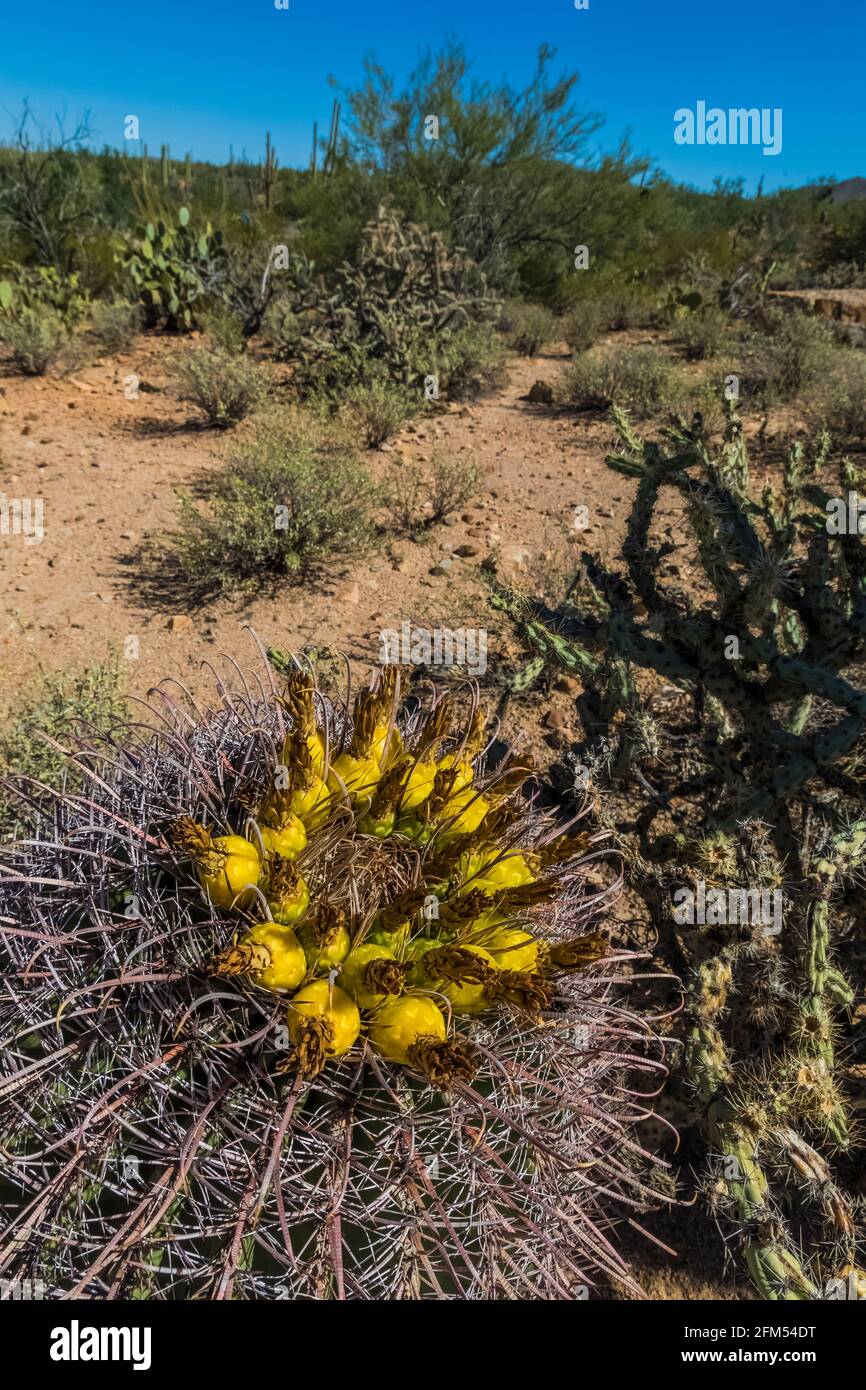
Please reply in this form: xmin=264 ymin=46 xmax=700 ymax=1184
xmin=369 ymin=921 xmax=410 ymax=951
xmin=328 ymin=752 xmax=382 ymax=803
xmin=488 ymin=927 xmax=539 ymax=974
xmin=298 ymin=921 xmax=351 ymax=971
xmin=340 ymin=943 xmax=399 ymax=1009
xmin=259 ymin=817 xmax=306 ymax=861
xmin=238 ymin=922 xmax=307 ymax=991
xmin=287 ymin=981 xmax=360 ymax=1058
xmin=197 ymin=835 xmax=260 ymax=909
xmin=369 ymin=995 xmax=446 ymax=1065
xmin=459 ymin=850 xmax=535 ymax=894
xmin=436 ymin=789 xmax=489 ymax=839
xmin=290 ymin=775 xmax=330 ymax=829
xmin=268 ymin=873 xmax=310 ymax=925
xmin=400 ymin=758 xmax=437 ymax=810
xmin=435 ymin=944 xmax=496 ymax=1014
xmin=369 ymin=721 xmax=402 ymax=765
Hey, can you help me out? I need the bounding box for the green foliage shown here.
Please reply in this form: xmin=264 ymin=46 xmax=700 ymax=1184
xmin=559 ymin=344 xmax=677 ymax=418
xmin=0 ymin=660 xmax=126 ymax=838
xmin=740 ymin=310 xmax=838 ymax=410
xmin=0 ymin=263 xmax=89 ymax=324
xmin=805 ymin=348 xmax=866 ymax=441
xmin=341 ymin=377 xmax=415 ymax=447
xmin=561 ymin=301 xmax=606 ymax=353
xmin=424 ymin=321 xmax=507 ymax=401
xmin=501 ymin=300 xmax=556 ymax=356
xmin=118 ymin=207 xmax=226 ymax=331
xmin=171 ymin=347 xmax=269 ymax=428
xmin=86 ymin=298 xmax=141 ymax=355
xmin=0 ymin=303 xmax=67 ymax=374
xmin=383 ymin=449 xmax=480 ymax=533
xmin=140 ymin=411 xmax=375 ymax=603
xmin=197 ymin=301 xmax=246 ymax=354
xmin=673 ymin=305 xmax=731 ymax=360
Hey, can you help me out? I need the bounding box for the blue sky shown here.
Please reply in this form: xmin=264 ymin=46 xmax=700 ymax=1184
xmin=1 ymin=0 xmax=862 ymax=193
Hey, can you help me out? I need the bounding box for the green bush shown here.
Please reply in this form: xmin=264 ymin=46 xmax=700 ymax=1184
xmin=142 ymin=412 xmax=375 ymax=602
xmin=87 ymin=299 xmax=141 ymax=355
xmin=383 ymin=449 xmax=480 ymax=533
xmin=118 ymin=208 xmax=226 ymax=331
xmin=674 ymin=306 xmax=731 ymax=361
xmin=561 ymin=301 xmax=605 ymax=353
xmin=0 ymin=661 xmax=126 ymax=839
xmin=342 ymin=378 xmax=415 ymax=447
xmin=265 ymin=302 xmax=303 ymax=363
xmin=172 ymin=347 xmax=269 ymax=428
xmin=501 ymin=300 xmax=556 ymax=356
xmin=198 ymin=302 xmax=246 ymax=355
xmin=0 ymin=304 xmax=67 ymax=375
xmin=806 ymin=349 xmax=866 ymax=441
xmin=740 ymin=310 xmax=837 ymax=409
xmin=559 ymin=344 xmax=676 ymax=418
xmin=426 ymin=322 xmax=507 ymax=401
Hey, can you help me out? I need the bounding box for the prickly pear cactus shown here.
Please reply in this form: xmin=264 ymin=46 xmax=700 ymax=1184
xmin=118 ymin=206 xmax=225 ymax=330
xmin=0 ymin=645 xmax=664 ymax=1299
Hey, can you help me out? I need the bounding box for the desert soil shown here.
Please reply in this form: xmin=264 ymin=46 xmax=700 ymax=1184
xmin=0 ymin=330 xmax=755 ymax=1299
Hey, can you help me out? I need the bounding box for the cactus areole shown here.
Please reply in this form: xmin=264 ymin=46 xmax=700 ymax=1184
xmin=0 ymin=643 xmax=663 ymax=1299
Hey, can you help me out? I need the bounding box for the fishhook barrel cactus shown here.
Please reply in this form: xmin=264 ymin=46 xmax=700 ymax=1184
xmin=0 ymin=641 xmax=665 ymax=1299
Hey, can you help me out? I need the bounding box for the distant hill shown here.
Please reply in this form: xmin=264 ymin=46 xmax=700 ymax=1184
xmin=803 ymin=177 xmax=866 ymax=204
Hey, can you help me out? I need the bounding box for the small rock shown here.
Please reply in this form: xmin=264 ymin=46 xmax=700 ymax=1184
xmin=527 ymin=380 xmax=554 ymax=405
xmin=67 ymin=401 xmax=77 ymax=409
xmin=429 ymin=562 xmax=452 ymax=577
xmin=166 ymin=615 xmax=194 ymax=633
xmin=454 ymin=544 xmax=479 ymax=558
xmin=20 ymin=425 xmax=31 ymax=436
xmin=544 ymin=708 xmax=567 ymax=732
xmin=336 ymin=582 xmax=360 ymax=605
xmin=391 ymin=557 xmax=411 ymax=573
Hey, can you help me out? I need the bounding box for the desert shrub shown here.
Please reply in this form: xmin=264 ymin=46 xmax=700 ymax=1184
xmin=87 ymin=299 xmax=141 ymax=355
xmin=562 ymin=301 xmax=605 ymax=353
xmin=265 ymin=302 xmax=303 ymax=362
xmin=674 ymin=306 xmax=731 ymax=360
xmin=0 ymin=304 xmax=67 ymax=374
xmin=739 ymin=310 xmax=837 ymax=409
xmin=559 ymin=345 xmax=676 ymax=418
xmin=172 ymin=347 xmax=269 ymax=428
xmin=426 ymin=322 xmax=507 ymax=401
xmin=597 ymin=289 xmax=656 ymax=331
xmin=342 ymin=378 xmax=415 ymax=447
xmin=806 ymin=349 xmax=866 ymax=441
xmin=384 ymin=449 xmax=480 ymax=533
xmin=502 ymin=300 xmax=556 ymax=356
xmin=0 ymin=660 xmax=126 ymax=838
xmin=198 ymin=302 xmax=246 ymax=355
xmin=142 ymin=412 xmax=374 ymax=602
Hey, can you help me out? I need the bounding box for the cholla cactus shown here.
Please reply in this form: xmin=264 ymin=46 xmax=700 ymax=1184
xmin=292 ymin=202 xmax=499 ymax=395
xmin=491 ymin=406 xmax=866 ymax=1298
xmin=0 ymin=644 xmax=665 ymax=1299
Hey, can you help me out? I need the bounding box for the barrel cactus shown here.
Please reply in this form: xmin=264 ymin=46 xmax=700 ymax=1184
xmin=0 ymin=644 xmax=663 ymax=1299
